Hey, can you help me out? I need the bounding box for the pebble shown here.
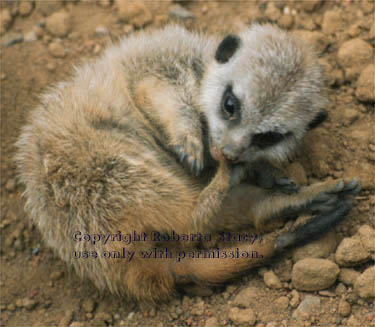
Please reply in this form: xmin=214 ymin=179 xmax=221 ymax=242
xmin=278 ymin=14 xmax=294 ymax=29
xmin=48 ymin=42 xmax=66 ymax=58
xmin=356 ymin=64 xmax=375 ymax=103
xmin=357 ymin=225 xmax=375 ymax=253
xmin=292 ymin=258 xmax=339 ymax=291
xmin=169 ymin=5 xmax=195 ymax=20
xmin=274 ymin=296 xmax=289 ymax=310
xmin=342 ymin=107 xmax=359 ymax=126
xmin=232 ymin=287 xmax=259 ymax=308
xmin=335 ymin=238 xmax=371 ymax=266
xmin=15 ymin=298 xmax=38 ymax=310
xmin=228 ymin=307 xmax=256 ymax=326
xmin=24 ymin=30 xmax=38 ymax=43
xmin=115 ymin=0 xmax=152 ymax=28
xmin=354 ymin=266 xmax=375 ymax=299
xmin=335 ymin=282 xmax=347 ymax=296
xmin=289 ymin=290 xmax=300 ymax=308
xmin=292 ymin=295 xmax=320 ymax=320
xmin=46 ymin=11 xmax=72 ymax=37
xmin=292 ymin=231 xmax=337 ymax=262
xmin=1 ymin=32 xmax=23 ymax=47
xmin=263 ymin=270 xmax=282 ymax=289
xmin=337 ymin=38 xmax=373 ymax=81
xmin=338 ymin=299 xmax=351 ymax=317
xmin=19 ymin=1 xmax=34 ymax=17
xmin=321 ymin=10 xmax=341 ymax=34
xmin=339 ymin=268 xmax=361 ymax=286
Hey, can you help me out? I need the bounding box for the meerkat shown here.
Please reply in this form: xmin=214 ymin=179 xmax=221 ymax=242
xmin=16 ymin=24 xmax=360 ymax=302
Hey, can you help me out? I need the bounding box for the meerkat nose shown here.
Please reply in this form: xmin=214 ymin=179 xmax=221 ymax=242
xmin=222 ymin=144 xmax=240 ymax=162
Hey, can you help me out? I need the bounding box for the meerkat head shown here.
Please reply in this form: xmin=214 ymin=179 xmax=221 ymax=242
xmin=200 ymin=24 xmax=328 ymax=164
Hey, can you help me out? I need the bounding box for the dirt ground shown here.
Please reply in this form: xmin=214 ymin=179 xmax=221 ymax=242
xmin=1 ymin=1 xmax=374 ymax=327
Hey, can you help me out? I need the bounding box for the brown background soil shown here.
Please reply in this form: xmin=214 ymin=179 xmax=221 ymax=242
xmin=1 ymin=1 xmax=374 ymax=327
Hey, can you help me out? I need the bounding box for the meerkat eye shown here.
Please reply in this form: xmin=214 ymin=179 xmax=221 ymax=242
xmin=252 ymin=131 xmax=292 ymax=149
xmin=221 ymin=87 xmax=240 ymax=121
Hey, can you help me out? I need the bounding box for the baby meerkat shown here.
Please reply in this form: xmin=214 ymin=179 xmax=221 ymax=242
xmin=16 ymin=24 xmax=360 ymax=302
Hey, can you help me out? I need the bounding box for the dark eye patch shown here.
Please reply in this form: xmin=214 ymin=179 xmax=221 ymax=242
xmin=252 ymin=131 xmax=292 ymax=149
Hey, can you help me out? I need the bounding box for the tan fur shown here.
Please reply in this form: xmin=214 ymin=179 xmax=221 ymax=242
xmin=16 ymin=25 xmax=359 ymax=302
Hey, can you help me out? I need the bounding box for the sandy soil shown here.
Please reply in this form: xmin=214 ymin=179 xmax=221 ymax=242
xmin=1 ymin=1 xmax=374 ymax=327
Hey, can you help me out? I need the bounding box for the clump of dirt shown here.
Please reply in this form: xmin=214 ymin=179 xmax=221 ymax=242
xmin=1 ymin=1 xmax=374 ymax=327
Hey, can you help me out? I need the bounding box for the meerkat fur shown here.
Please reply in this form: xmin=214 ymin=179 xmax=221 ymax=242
xmin=16 ymin=24 xmax=360 ymax=302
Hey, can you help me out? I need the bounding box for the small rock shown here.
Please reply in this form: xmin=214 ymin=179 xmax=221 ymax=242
xmin=233 ymin=287 xmax=259 ymax=308
xmin=1 ymin=32 xmax=23 ymax=47
xmin=339 ymin=268 xmax=361 ymax=286
xmin=82 ymin=298 xmax=96 ymax=313
xmin=293 ymin=30 xmax=329 ymax=55
xmin=69 ymin=322 xmax=85 ymax=327
xmin=278 ymin=14 xmax=294 ymax=29
xmin=292 ymin=295 xmax=320 ymax=320
xmin=357 ymin=225 xmax=375 ymax=253
xmin=354 ymin=266 xmax=375 ymax=299
xmin=289 ymin=290 xmax=300 ymax=308
xmin=48 ymin=42 xmax=66 ymax=58
xmin=263 ymin=270 xmax=282 ymax=289
xmin=337 ymin=38 xmax=373 ymax=81
xmin=292 ymin=231 xmax=337 ymax=262
xmin=46 ymin=62 xmax=57 ymax=72
xmin=338 ymin=299 xmax=351 ymax=317
xmin=264 ymin=2 xmax=281 ymax=22
xmin=5 ymin=179 xmax=16 ymax=192
xmin=169 ymin=5 xmax=195 ymax=20
xmin=292 ymin=258 xmax=339 ymax=291
xmin=356 ymin=64 xmax=375 ymax=103
xmin=299 ymin=0 xmax=322 ymax=12
xmin=22 ymin=298 xmax=38 ymax=310
xmin=228 ymin=307 xmax=256 ymax=326
xmin=335 ymin=238 xmax=371 ymax=266
xmin=321 ymin=10 xmax=341 ymax=34
xmin=19 ymin=1 xmax=34 ymax=17
xmin=205 ymin=317 xmax=218 ymax=327
xmin=335 ymin=282 xmax=347 ymax=296
xmin=94 ymin=312 xmax=113 ymax=325
xmin=24 ymin=30 xmax=38 ymax=43
xmin=275 ymin=296 xmax=289 ymax=311
xmin=115 ymin=0 xmax=152 ymax=28
xmin=0 ymin=9 xmax=12 ymax=35
xmin=50 ymin=270 xmax=64 ymax=280
xmin=46 ymin=11 xmax=72 ymax=37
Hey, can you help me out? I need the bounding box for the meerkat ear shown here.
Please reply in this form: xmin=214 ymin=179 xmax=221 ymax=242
xmin=215 ymin=35 xmax=241 ymax=64
xmin=308 ymin=109 xmax=328 ymax=130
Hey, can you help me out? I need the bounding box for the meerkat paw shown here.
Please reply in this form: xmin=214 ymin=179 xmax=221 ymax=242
xmin=250 ymin=160 xmax=299 ymax=194
xmin=275 ymin=198 xmax=352 ymax=251
xmin=307 ymin=178 xmax=361 ymax=214
xmin=174 ymin=135 xmax=204 ymax=176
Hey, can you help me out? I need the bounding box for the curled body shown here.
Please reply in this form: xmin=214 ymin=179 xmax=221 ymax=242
xmin=16 ymin=24 xmax=360 ymax=302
